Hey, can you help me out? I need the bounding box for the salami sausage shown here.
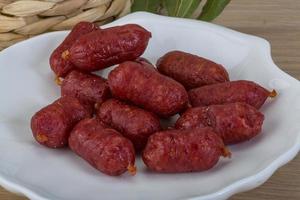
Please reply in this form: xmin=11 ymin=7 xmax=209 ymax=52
xmin=135 ymin=57 xmax=153 ymax=66
xmin=31 ymin=96 xmax=91 ymax=148
xmin=68 ymin=24 xmax=151 ymax=71
xmin=142 ymin=128 xmax=230 ymax=173
xmin=108 ymin=61 xmax=188 ymax=117
xmin=97 ymin=99 xmax=161 ymax=150
xmin=188 ymin=80 xmax=277 ymax=109
xmin=61 ymin=70 xmax=110 ymax=112
xmin=54 ymin=96 xmax=92 ymax=122
xmin=175 ymin=102 xmax=264 ymax=145
xmin=157 ymin=51 xmax=229 ymax=89
xmin=50 ymin=22 xmax=99 ymax=77
xmin=68 ymin=118 xmax=136 ymax=176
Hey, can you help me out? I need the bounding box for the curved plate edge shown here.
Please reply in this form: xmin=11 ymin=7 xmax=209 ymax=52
xmin=0 ymin=11 xmax=299 ymax=200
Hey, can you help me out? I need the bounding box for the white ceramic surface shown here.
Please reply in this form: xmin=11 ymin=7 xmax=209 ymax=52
xmin=0 ymin=12 xmax=299 ymax=200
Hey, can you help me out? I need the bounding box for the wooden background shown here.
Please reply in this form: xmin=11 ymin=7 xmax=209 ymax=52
xmin=1 ymin=0 xmax=299 ymax=199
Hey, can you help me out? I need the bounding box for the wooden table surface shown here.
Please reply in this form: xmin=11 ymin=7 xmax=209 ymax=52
xmin=1 ymin=0 xmax=299 ymax=199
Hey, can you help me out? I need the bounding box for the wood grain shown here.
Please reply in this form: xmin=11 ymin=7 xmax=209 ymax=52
xmin=0 ymin=0 xmax=299 ymax=199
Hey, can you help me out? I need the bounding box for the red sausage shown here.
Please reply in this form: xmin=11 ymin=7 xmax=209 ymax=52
xmin=68 ymin=24 xmax=151 ymax=71
xmin=108 ymin=61 xmax=188 ymax=117
xmin=142 ymin=128 xmax=230 ymax=173
xmin=97 ymin=99 xmax=161 ymax=150
xmin=61 ymin=70 xmax=110 ymax=112
xmin=188 ymin=80 xmax=276 ymax=109
xmin=31 ymin=96 xmax=91 ymax=148
xmin=175 ymin=102 xmax=264 ymax=145
xmin=157 ymin=51 xmax=229 ymax=89
xmin=54 ymin=96 xmax=92 ymax=122
xmin=135 ymin=57 xmax=153 ymax=66
xmin=50 ymin=22 xmax=99 ymax=77
xmin=68 ymin=118 xmax=136 ymax=176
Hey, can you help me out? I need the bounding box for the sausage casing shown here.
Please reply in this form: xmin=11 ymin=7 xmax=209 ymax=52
xmin=50 ymin=22 xmax=99 ymax=77
xmin=108 ymin=61 xmax=188 ymax=117
xmin=61 ymin=70 xmax=110 ymax=112
xmin=142 ymin=128 xmax=230 ymax=173
xmin=97 ymin=99 xmax=161 ymax=150
xmin=188 ymin=80 xmax=275 ymax=109
xmin=175 ymin=102 xmax=264 ymax=144
xmin=69 ymin=118 xmax=136 ymax=176
xmin=157 ymin=51 xmax=229 ymax=89
xmin=69 ymin=24 xmax=151 ymax=71
xmin=31 ymin=96 xmax=91 ymax=148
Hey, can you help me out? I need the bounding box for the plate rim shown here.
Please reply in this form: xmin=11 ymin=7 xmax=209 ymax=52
xmin=0 ymin=11 xmax=299 ymax=200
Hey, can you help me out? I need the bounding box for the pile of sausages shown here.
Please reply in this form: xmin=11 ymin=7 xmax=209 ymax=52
xmin=31 ymin=22 xmax=276 ymax=176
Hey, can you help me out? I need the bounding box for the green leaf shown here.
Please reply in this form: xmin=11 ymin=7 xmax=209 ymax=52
xmin=198 ymin=0 xmax=230 ymax=21
xmin=164 ymin=0 xmax=202 ymax=18
xmin=131 ymin=0 xmax=162 ymax=13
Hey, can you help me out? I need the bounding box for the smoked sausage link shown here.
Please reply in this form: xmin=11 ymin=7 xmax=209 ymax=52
xmin=50 ymin=22 xmax=99 ymax=77
xmin=69 ymin=24 xmax=151 ymax=71
xmin=108 ymin=61 xmax=188 ymax=117
xmin=68 ymin=118 xmax=136 ymax=176
xmin=175 ymin=102 xmax=264 ymax=145
xmin=188 ymin=80 xmax=275 ymax=109
xmin=61 ymin=70 xmax=110 ymax=112
xmin=31 ymin=96 xmax=91 ymax=148
xmin=142 ymin=128 xmax=230 ymax=173
xmin=157 ymin=51 xmax=229 ymax=89
xmin=97 ymin=99 xmax=161 ymax=150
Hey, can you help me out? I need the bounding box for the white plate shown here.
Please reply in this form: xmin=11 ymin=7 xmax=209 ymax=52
xmin=0 ymin=12 xmax=299 ymax=200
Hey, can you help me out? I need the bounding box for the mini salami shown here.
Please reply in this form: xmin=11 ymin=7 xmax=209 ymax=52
xmin=188 ymin=80 xmax=276 ymax=109
xmin=50 ymin=22 xmax=99 ymax=78
xmin=176 ymin=102 xmax=264 ymax=144
xmin=61 ymin=70 xmax=110 ymax=112
xmin=69 ymin=118 xmax=136 ymax=176
xmin=142 ymin=128 xmax=230 ymax=173
xmin=157 ymin=51 xmax=229 ymax=89
xmin=68 ymin=24 xmax=151 ymax=71
xmin=135 ymin=57 xmax=153 ymax=66
xmin=31 ymin=96 xmax=91 ymax=148
xmin=97 ymin=99 xmax=161 ymax=150
xmin=108 ymin=61 xmax=188 ymax=117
